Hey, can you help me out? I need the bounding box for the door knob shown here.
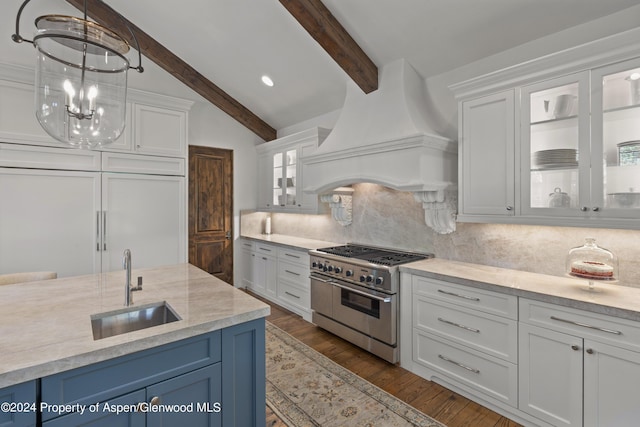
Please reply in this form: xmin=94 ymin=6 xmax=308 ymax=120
xmin=225 ymin=230 xmax=231 ymax=240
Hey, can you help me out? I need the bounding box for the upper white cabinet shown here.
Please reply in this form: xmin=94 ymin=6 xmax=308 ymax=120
xmin=451 ymin=29 xmax=640 ymax=229
xmin=458 ymin=90 xmax=516 ymax=219
xmin=256 ymin=127 xmax=330 ymax=214
xmin=0 ymin=64 xmax=192 ymax=158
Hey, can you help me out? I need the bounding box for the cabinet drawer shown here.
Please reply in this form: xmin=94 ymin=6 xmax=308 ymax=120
xmin=412 ymin=276 xmax=517 ymax=320
xmin=240 ymin=239 xmax=255 ymax=251
xmin=278 ymin=260 xmax=308 ymax=285
xmin=520 ymin=298 xmax=640 ymax=352
xmin=414 ymin=330 xmax=517 ymax=407
xmin=277 ymin=247 xmax=309 ymax=266
xmin=41 ymin=330 xmax=221 ymax=420
xmin=0 ymin=143 xmax=101 ymax=171
xmin=414 ymin=297 xmax=517 ymax=363
xmin=278 ymin=279 xmax=310 ymax=312
xmin=255 ymin=243 xmax=276 ymax=255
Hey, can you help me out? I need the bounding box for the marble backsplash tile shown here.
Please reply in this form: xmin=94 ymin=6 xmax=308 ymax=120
xmin=240 ymin=183 xmax=640 ymax=287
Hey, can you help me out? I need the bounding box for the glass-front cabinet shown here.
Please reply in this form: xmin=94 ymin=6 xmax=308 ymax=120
xmin=521 ymin=60 xmax=640 ymax=220
xmin=271 ymin=148 xmax=298 ymax=209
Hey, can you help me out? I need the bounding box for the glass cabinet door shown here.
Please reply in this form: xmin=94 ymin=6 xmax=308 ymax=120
xmin=521 ymin=72 xmax=590 ymax=216
xmin=592 ymin=58 xmax=640 ymax=218
xmin=271 ymin=148 xmax=298 ymax=209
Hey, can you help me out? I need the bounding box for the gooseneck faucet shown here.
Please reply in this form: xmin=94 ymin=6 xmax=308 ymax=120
xmin=123 ymin=249 xmax=142 ymax=306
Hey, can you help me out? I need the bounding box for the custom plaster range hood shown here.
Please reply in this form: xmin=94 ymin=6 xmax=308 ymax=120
xmin=303 ymin=59 xmax=458 ymax=234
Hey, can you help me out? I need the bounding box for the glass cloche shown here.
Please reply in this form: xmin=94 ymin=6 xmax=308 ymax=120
xmin=566 ymin=238 xmax=618 ymax=289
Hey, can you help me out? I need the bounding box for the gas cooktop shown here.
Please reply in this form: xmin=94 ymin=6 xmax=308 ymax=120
xmin=315 ymin=244 xmax=433 ymax=266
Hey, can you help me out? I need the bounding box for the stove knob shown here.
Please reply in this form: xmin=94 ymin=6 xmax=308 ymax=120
xmin=312 ymin=261 xmax=318 ymax=268
xmin=366 ymin=275 xmax=374 ymax=283
xmin=345 ymin=270 xmax=353 ymax=277
xmin=375 ymin=277 xmax=384 ymax=285
xmin=327 ymin=265 xmax=334 ymax=272
xmin=334 ymin=266 xmax=343 ymax=274
xmin=318 ymin=263 xmax=324 ymax=270
xmin=359 ymin=275 xmax=366 ymax=282
xmin=323 ymin=265 xmax=329 ymax=272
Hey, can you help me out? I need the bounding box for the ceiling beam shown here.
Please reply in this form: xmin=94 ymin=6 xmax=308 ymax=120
xmin=278 ymin=0 xmax=378 ymax=94
xmin=66 ymin=0 xmax=277 ymax=141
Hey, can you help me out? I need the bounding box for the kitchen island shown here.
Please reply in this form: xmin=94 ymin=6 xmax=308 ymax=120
xmin=0 ymin=263 xmax=269 ymax=427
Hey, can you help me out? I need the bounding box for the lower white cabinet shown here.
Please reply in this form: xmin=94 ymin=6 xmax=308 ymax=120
xmin=519 ymin=298 xmax=640 ymax=427
xmin=402 ymin=273 xmax=640 ymax=427
xmin=240 ymin=239 xmax=311 ymax=321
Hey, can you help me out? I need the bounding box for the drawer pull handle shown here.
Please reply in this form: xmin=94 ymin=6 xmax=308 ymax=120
xmin=438 ymin=354 xmax=480 ymax=374
xmin=285 ymin=253 xmax=301 ymax=259
xmin=438 ymin=317 xmax=480 ymax=333
xmin=285 ymin=269 xmax=301 ymax=276
xmin=285 ymin=291 xmax=300 ymax=299
xmin=437 ymin=289 xmax=480 ymax=302
xmin=259 ymin=247 xmax=272 ymax=252
xmin=550 ymin=316 xmax=622 ymax=335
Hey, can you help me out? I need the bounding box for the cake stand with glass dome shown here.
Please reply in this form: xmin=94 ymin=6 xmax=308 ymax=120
xmin=566 ymin=238 xmax=618 ymax=291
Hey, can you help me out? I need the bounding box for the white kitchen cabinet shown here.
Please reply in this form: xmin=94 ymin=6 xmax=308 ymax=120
xmin=451 ymin=32 xmax=640 ymax=230
xmin=0 ymin=144 xmax=186 ymax=277
xmin=101 ymin=173 xmax=186 ymax=272
xmin=0 ymin=168 xmax=101 ymax=277
xmin=255 ymin=127 xmax=329 ymax=214
xmin=518 ymin=322 xmax=583 ymax=426
xmin=253 ymin=243 xmax=278 ymax=298
xmin=458 ymin=89 xmax=516 ymax=220
xmin=402 ymin=275 xmax=519 ymax=409
xmin=0 ymin=65 xmax=191 ymax=158
xmin=519 ymin=298 xmax=640 ymax=427
xmin=239 ymin=239 xmax=312 ymax=321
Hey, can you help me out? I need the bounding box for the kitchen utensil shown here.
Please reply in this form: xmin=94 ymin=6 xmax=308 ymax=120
xmin=608 ymin=190 xmax=640 ymax=208
xmin=548 ymin=187 xmax=570 ymax=208
xmin=544 ymin=94 xmax=576 ymax=119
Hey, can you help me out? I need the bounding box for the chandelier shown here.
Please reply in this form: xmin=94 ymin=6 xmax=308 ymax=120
xmin=11 ymin=0 xmax=144 ymax=149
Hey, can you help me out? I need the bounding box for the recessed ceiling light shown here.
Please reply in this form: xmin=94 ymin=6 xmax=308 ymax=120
xmin=261 ymin=75 xmax=274 ymax=87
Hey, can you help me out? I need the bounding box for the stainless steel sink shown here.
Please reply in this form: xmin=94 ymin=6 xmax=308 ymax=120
xmin=91 ymin=301 xmax=181 ymax=340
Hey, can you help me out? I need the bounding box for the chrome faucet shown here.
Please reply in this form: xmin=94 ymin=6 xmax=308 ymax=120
xmin=123 ymin=249 xmax=142 ymax=306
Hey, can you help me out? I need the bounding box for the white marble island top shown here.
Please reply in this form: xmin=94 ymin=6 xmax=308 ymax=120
xmin=0 ymin=263 xmax=270 ymax=389
xmin=241 ymin=232 xmax=339 ymax=250
xmin=401 ymin=258 xmax=640 ymax=322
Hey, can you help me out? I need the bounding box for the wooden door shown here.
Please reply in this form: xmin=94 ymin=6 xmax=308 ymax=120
xmin=189 ymin=146 xmax=234 ymax=284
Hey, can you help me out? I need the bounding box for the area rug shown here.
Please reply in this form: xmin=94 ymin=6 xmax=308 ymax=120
xmin=265 ymin=322 xmax=446 ymax=427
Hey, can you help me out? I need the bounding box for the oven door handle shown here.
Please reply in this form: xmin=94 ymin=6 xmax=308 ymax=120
xmin=330 ymin=281 xmax=392 ymax=303
xmin=309 ymin=274 xmax=332 ymax=283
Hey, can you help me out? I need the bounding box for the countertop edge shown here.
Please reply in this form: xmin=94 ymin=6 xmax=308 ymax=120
xmin=400 ymin=262 xmax=640 ymax=323
xmin=240 ymin=233 xmax=339 ymax=251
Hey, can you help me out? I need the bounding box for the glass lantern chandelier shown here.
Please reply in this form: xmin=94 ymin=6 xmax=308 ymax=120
xmin=11 ymin=0 xmax=144 ymax=149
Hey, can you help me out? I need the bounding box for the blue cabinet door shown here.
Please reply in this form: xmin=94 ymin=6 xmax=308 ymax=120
xmin=42 ymin=390 xmax=146 ymax=427
xmin=146 ymin=363 xmax=222 ymax=427
xmin=0 ymin=381 xmax=36 ymax=427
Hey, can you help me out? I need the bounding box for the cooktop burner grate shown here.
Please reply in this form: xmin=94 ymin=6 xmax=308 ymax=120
xmin=316 ymin=244 xmax=432 ymax=266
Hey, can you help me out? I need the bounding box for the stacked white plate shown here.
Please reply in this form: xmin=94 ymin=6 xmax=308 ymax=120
xmin=533 ymin=149 xmax=578 ymax=169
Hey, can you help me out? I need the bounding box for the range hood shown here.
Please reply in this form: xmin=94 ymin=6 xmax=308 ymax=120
xmin=302 ymin=59 xmax=458 ymax=234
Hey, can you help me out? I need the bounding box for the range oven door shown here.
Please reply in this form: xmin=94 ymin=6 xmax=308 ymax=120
xmin=311 ymin=274 xmax=396 ymax=346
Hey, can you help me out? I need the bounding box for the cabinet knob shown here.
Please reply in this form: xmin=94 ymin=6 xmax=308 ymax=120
xmin=571 ymin=344 xmax=580 ymax=351
xmin=580 ymin=206 xmax=589 ymax=212
xmin=586 ymin=348 xmax=594 ymax=355
xmin=149 ymin=396 xmax=161 ymax=407
xmin=506 ymin=206 xmax=513 ymax=211
xmin=592 ymin=207 xmax=600 ymax=212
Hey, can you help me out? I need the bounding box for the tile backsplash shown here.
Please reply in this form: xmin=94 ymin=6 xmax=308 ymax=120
xmin=241 ymin=183 xmax=640 ymax=287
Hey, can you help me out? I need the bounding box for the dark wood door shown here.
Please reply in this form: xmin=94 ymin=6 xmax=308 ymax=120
xmin=189 ymin=146 xmax=234 ymax=284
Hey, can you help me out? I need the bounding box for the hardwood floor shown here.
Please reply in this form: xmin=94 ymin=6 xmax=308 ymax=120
xmin=257 ymin=293 xmax=522 ymax=427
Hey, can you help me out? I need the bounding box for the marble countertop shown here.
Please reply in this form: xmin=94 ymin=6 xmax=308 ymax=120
xmin=241 ymin=233 xmax=340 ymax=251
xmin=0 ymin=263 xmax=270 ymax=389
xmin=401 ymin=258 xmax=640 ymax=322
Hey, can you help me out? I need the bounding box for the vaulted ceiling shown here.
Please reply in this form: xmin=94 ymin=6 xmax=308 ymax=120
xmin=4 ymin=0 xmax=640 ymax=141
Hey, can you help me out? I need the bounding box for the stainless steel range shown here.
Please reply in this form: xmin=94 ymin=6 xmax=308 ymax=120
xmin=309 ymin=244 xmax=433 ymax=363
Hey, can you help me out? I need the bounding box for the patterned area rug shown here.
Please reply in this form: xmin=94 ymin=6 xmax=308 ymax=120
xmin=266 ymin=322 xmax=447 ymax=427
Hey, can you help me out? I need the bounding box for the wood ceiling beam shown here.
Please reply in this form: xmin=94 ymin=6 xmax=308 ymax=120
xmin=66 ymin=0 xmax=277 ymax=141
xmin=278 ymin=0 xmax=378 ymax=94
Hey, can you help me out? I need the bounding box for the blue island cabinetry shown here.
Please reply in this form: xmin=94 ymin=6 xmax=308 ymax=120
xmin=0 ymin=319 xmax=265 ymax=427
